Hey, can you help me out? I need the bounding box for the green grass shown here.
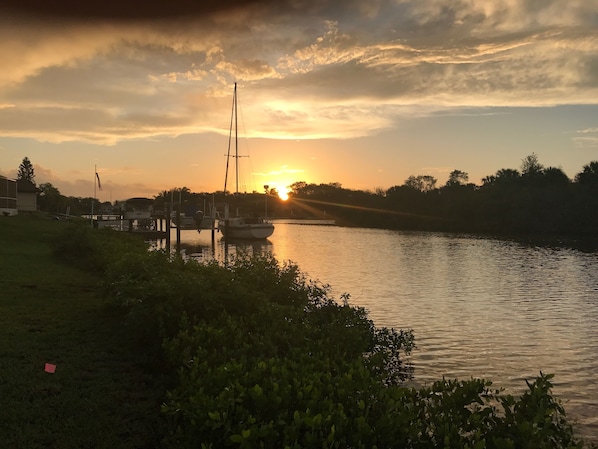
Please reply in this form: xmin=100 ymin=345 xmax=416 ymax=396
xmin=0 ymin=214 xmax=165 ymax=449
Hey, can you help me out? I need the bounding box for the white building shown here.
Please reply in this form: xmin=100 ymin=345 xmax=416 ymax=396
xmin=16 ymin=179 xmax=40 ymax=212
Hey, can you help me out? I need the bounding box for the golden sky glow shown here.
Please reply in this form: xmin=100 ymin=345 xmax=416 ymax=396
xmin=0 ymin=0 xmax=597 ymax=200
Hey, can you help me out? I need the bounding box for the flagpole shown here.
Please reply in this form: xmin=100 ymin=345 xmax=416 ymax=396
xmin=91 ymin=165 xmax=96 ymax=226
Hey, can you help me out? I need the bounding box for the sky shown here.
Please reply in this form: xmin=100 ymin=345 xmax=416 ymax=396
xmin=0 ymin=0 xmax=597 ymax=202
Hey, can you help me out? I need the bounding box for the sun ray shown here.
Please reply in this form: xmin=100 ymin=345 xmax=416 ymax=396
xmin=288 ymin=197 xmax=444 ymax=221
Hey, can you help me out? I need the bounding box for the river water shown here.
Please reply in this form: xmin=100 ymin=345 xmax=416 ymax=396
xmin=170 ymin=220 xmax=598 ymax=441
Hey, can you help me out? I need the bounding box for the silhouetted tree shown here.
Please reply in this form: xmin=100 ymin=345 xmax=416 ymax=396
xmin=542 ymin=167 xmax=570 ymax=186
xmin=572 ymin=161 xmax=598 ymax=233
xmin=289 ymin=181 xmax=307 ymax=196
xmin=521 ymin=153 xmax=544 ymax=177
xmin=495 ymin=168 xmax=521 ymax=184
xmin=404 ymin=175 xmax=437 ymax=192
xmin=38 ymin=182 xmax=63 ymax=213
xmin=17 ymin=157 xmax=35 ymax=183
xmin=445 ymin=170 xmax=469 ymax=187
xmin=575 ymin=161 xmax=598 ymax=187
xmin=481 ymin=168 xmax=521 ymax=188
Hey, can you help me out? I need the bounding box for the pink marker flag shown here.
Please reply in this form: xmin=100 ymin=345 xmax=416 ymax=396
xmin=44 ymin=363 xmax=56 ymax=374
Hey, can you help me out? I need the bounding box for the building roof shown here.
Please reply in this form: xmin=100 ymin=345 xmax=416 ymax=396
xmin=16 ymin=179 xmax=41 ymax=193
xmin=126 ymin=197 xmax=154 ymax=205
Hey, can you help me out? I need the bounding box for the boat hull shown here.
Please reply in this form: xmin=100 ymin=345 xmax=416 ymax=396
xmin=197 ymin=217 xmax=216 ymax=230
xmin=171 ymin=216 xmax=196 ymax=230
xmin=220 ymin=218 xmax=274 ymax=239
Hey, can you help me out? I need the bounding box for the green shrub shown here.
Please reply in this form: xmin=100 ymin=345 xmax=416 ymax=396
xmin=52 ymin=221 xmax=149 ymax=272
xmin=163 ymin=367 xmax=585 ymax=448
xmin=161 ymin=305 xmax=413 ymax=448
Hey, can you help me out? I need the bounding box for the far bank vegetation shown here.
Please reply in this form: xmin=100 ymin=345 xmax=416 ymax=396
xmin=22 ymin=154 xmax=598 ymax=235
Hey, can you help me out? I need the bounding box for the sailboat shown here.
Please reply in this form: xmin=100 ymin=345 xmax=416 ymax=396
xmin=219 ymin=83 xmax=274 ymax=240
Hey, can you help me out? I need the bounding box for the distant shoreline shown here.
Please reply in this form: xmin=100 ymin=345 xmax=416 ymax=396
xmin=269 ymin=218 xmax=336 ymax=225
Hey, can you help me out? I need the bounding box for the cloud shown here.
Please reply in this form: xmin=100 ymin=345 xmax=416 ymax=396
xmin=574 ymin=127 xmax=598 ymax=148
xmin=573 ymin=137 xmax=598 ymax=148
xmin=215 ymin=60 xmax=282 ymax=81
xmin=1 ymin=0 xmax=279 ymax=21
xmin=30 ymin=162 xmax=168 ymax=199
xmin=254 ymin=166 xmax=305 ymax=177
xmin=0 ymin=0 xmax=597 ymax=146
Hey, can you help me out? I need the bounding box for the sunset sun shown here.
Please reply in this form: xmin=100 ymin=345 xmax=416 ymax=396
xmin=278 ymin=189 xmax=289 ymax=201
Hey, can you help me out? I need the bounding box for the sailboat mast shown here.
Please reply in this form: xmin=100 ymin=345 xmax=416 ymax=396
xmin=224 ymin=86 xmax=233 ymax=193
xmin=223 ymin=82 xmax=240 ymax=195
xmin=234 ymin=82 xmax=239 ymax=195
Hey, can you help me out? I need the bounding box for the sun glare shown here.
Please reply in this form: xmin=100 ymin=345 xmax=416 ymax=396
xmin=270 ymin=182 xmax=291 ymax=201
xmin=278 ymin=189 xmax=289 ymax=201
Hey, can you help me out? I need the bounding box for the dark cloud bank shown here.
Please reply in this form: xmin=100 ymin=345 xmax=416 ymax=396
xmin=1 ymin=0 xmax=341 ymax=20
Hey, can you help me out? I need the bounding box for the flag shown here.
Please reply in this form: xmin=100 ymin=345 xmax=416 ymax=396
xmin=96 ymin=172 xmax=102 ymax=191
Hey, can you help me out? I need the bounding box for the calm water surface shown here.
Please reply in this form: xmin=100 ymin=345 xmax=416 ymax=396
xmin=174 ymin=221 xmax=598 ymax=441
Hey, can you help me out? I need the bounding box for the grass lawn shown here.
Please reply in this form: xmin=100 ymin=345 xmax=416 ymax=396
xmin=0 ymin=214 xmax=165 ymax=449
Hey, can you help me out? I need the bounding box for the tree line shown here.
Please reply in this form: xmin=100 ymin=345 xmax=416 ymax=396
xmin=286 ymin=154 xmax=598 ymax=236
xmin=13 ymin=154 xmax=598 ymax=236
